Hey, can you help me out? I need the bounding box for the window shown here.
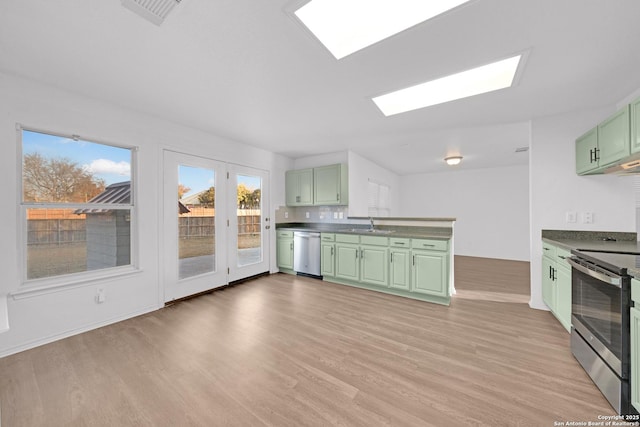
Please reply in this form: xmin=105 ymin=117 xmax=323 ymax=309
xmin=20 ymin=128 xmax=136 ymax=282
xmin=367 ymin=179 xmax=390 ymax=217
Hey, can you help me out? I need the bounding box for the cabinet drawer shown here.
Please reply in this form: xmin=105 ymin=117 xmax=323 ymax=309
xmin=336 ymin=233 xmax=360 ymax=244
xmin=360 ymin=235 xmax=388 ymax=246
xmin=390 ymin=238 xmax=411 ymax=248
xmin=411 ymin=238 xmax=448 ymax=251
xmin=542 ymin=241 xmax=557 ymax=259
xmin=556 ymin=246 xmax=571 ymax=265
xmin=277 ymin=230 xmax=293 ymax=238
xmin=321 ymin=233 xmax=335 ymax=242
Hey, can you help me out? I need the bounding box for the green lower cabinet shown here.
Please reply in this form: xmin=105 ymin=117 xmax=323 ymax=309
xmin=411 ymin=250 xmax=447 ymax=297
xmin=631 ymin=305 xmax=640 ymax=413
xmin=389 ymin=249 xmax=410 ymax=291
xmin=276 ymin=231 xmax=294 ymax=271
xmin=321 ymin=242 xmax=335 ymax=277
xmin=541 ymin=256 xmax=556 ymax=310
xmin=335 ymin=243 xmax=360 ymax=281
xmin=360 ymin=246 xmax=388 ymax=287
xmin=554 ymin=263 xmax=571 ymax=332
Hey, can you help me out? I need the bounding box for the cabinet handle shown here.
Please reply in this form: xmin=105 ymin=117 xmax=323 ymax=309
xmin=549 ymin=265 xmax=553 ymax=279
xmin=589 ymin=148 xmax=594 ymax=163
xmin=423 ymin=244 xmax=435 ymax=247
xmin=552 ymin=267 xmax=557 ymax=281
xmin=296 ymin=195 xmax=300 ymax=202
xmin=594 ymin=147 xmax=600 ymax=162
xmin=390 ymin=253 xmax=393 ymax=263
xmin=290 ymin=243 xmax=293 ymax=250
xmin=331 ymin=247 xmax=334 ymax=256
xmin=412 ymin=255 xmax=415 ymax=266
xmin=336 ymin=193 xmax=339 ymax=201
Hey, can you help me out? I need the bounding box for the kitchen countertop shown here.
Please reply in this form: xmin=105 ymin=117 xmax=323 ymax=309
xmin=542 ymin=229 xmax=640 ymax=277
xmin=276 ymin=222 xmax=453 ymax=240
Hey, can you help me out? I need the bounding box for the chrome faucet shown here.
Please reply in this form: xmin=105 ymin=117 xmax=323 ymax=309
xmin=369 ymin=217 xmax=375 ymax=231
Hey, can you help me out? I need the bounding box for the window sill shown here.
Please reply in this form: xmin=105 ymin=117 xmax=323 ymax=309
xmin=12 ymin=266 xmax=142 ymax=300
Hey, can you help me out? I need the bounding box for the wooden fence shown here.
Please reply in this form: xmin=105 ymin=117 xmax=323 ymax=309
xmin=28 ymin=214 xmax=262 ymax=244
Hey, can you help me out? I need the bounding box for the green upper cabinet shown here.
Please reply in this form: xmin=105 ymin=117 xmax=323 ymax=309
xmin=576 ymin=127 xmax=599 ymax=175
xmin=285 ymin=168 xmax=313 ymax=206
xmin=285 ymin=164 xmax=348 ymax=206
xmin=576 ymin=104 xmax=633 ymax=175
xmin=631 ymin=97 xmax=640 ymax=154
xmin=598 ymin=105 xmax=630 ymax=167
xmin=313 ymin=164 xmax=348 ymax=206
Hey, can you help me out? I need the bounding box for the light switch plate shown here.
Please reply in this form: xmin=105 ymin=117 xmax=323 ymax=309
xmin=565 ymin=211 xmax=577 ymax=223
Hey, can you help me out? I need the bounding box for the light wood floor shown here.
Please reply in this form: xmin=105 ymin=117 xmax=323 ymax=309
xmin=0 ymin=256 xmax=614 ymax=426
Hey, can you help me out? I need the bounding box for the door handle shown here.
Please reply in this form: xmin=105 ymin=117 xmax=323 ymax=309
xmin=265 ymin=225 xmax=270 ymax=229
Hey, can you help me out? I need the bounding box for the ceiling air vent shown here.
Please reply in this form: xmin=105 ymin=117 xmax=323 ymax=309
xmin=515 ymin=147 xmax=529 ymax=153
xmin=121 ymin=0 xmax=182 ymax=26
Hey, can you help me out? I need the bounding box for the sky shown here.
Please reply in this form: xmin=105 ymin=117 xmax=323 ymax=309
xmin=22 ymin=129 xmax=131 ymax=186
xmin=22 ymin=129 xmax=261 ymax=199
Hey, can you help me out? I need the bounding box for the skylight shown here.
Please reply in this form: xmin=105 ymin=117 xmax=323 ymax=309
xmin=372 ymin=55 xmax=522 ymax=116
xmin=294 ymin=0 xmax=471 ymax=60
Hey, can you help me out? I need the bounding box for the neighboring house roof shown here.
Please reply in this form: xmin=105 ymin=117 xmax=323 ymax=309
xmin=75 ymin=181 xmax=130 ymax=214
xmin=180 ymin=190 xmax=207 ymax=206
xmin=75 ymin=181 xmax=190 ymax=214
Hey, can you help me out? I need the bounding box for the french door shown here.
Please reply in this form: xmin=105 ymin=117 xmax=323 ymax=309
xmin=227 ymin=164 xmax=270 ymax=282
xmin=163 ymin=151 xmax=270 ymax=302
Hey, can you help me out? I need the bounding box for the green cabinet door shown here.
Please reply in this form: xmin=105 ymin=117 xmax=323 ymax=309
xmin=314 ymin=164 xmax=347 ymax=206
xmin=321 ymin=242 xmax=335 ymax=277
xmin=389 ymin=248 xmax=410 ymax=291
xmin=276 ymin=234 xmax=294 ymax=270
xmin=335 ymin=243 xmax=360 ymax=281
xmin=576 ymin=127 xmax=599 ymax=175
xmin=541 ymin=256 xmax=556 ymax=311
xmin=411 ymin=250 xmax=447 ymax=297
xmin=631 ymin=306 xmax=640 ymax=413
xmin=598 ymin=105 xmax=630 ymax=167
xmin=555 ymin=263 xmax=571 ymax=332
xmin=632 ymin=97 xmax=640 ymax=154
xmin=285 ymin=168 xmax=313 ymax=206
xmin=360 ymin=246 xmax=388 ymax=287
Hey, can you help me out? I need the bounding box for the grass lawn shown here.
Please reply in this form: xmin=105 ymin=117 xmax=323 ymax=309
xmin=28 ymin=234 xmax=263 ymax=278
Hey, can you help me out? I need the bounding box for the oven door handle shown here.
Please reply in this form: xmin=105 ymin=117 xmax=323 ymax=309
xmin=566 ymin=258 xmax=622 ymax=287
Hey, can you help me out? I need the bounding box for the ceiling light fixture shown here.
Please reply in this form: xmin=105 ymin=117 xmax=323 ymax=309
xmin=372 ymin=54 xmax=522 ymax=116
xmin=294 ymin=0 xmax=471 ymax=60
xmin=445 ymin=156 xmax=463 ymax=166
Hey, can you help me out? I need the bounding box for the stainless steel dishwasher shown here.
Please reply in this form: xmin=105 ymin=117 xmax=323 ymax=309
xmin=293 ymin=231 xmax=321 ymax=277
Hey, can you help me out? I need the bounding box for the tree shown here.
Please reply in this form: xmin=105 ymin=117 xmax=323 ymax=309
xmin=23 ymin=153 xmax=105 ymax=202
xmin=198 ymin=186 xmax=215 ymax=207
xmin=236 ymin=184 xmax=260 ymax=209
xmin=178 ymin=184 xmax=191 ymax=199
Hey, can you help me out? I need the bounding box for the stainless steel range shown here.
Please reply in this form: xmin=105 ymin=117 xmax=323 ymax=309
xmin=569 ymin=250 xmax=637 ymax=415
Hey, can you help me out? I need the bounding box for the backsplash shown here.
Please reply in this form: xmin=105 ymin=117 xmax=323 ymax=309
xmin=275 ymin=205 xmax=367 ymax=225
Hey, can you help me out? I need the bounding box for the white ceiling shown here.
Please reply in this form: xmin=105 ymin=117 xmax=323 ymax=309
xmin=2 ymin=0 xmax=640 ymax=175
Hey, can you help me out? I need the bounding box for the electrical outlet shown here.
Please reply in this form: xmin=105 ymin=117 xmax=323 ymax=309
xmin=338 ymin=212 xmax=344 ymax=219
xmin=582 ymin=212 xmax=594 ymax=224
xmin=565 ymin=211 xmax=577 ymax=223
xmin=96 ymin=288 xmax=106 ymax=304
xmin=284 ymin=211 xmax=288 ymax=219
xmin=305 ymin=212 xmax=310 ymax=219
xmin=333 ymin=212 xmax=338 ymax=219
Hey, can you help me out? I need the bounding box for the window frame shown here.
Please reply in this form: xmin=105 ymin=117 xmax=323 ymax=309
xmin=16 ymin=124 xmax=140 ymax=290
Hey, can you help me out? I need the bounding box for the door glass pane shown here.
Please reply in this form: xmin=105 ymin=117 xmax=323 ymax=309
xmin=178 ymin=165 xmax=215 ymax=279
xmin=237 ymin=174 xmax=262 ymax=266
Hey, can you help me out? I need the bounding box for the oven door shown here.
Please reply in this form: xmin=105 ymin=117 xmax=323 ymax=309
xmin=568 ymin=257 xmax=625 ymax=378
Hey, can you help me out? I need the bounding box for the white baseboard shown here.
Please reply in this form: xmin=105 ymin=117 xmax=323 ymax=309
xmin=0 ymin=304 xmax=159 ymax=358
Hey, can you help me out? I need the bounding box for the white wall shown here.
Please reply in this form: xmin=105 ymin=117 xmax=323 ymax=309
xmin=347 ymin=151 xmax=401 ymax=217
xmin=0 ymin=72 xmax=289 ymax=356
xmin=398 ymin=165 xmax=530 ymax=261
xmin=529 ymin=107 xmax=636 ymax=309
